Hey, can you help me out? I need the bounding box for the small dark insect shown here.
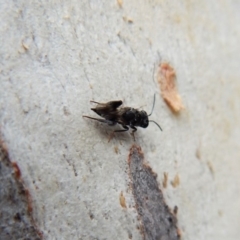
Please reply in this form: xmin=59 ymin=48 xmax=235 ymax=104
xmin=83 ymin=94 xmax=162 ymax=141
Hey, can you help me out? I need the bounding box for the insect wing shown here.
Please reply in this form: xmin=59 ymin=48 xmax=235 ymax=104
xmin=107 ymin=100 xmax=123 ymax=109
xmin=91 ymin=100 xmax=122 ymax=119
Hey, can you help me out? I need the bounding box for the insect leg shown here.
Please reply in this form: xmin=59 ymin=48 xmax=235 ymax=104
xmin=90 ymin=100 xmax=102 ymax=104
xmin=130 ymin=126 xmax=137 ymax=141
xmin=108 ymin=125 xmax=129 ymax=142
xmin=113 ymin=125 xmax=129 ymax=133
xmin=82 ymin=115 xmax=114 ymax=125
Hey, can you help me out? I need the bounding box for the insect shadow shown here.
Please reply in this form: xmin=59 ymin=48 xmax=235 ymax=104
xmin=83 ymin=94 xmax=162 ymax=141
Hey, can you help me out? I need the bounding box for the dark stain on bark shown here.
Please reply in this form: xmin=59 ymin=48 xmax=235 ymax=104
xmin=0 ymin=139 xmax=43 ymax=240
xmin=128 ymin=145 xmax=180 ymax=240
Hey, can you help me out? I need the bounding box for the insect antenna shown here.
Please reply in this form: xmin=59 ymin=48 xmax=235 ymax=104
xmin=149 ymin=120 xmax=163 ymax=131
xmin=148 ymin=94 xmax=156 ymax=116
xmin=148 ymin=94 xmax=163 ymax=131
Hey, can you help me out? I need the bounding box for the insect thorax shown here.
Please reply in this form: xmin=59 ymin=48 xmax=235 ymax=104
xmin=121 ymin=108 xmax=149 ymax=128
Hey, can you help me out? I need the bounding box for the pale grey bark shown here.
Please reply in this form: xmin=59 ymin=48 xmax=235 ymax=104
xmin=1 ymin=1 xmax=240 ymax=240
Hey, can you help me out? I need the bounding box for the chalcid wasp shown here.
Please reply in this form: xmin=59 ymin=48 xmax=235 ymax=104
xmin=83 ymin=94 xmax=162 ymax=141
